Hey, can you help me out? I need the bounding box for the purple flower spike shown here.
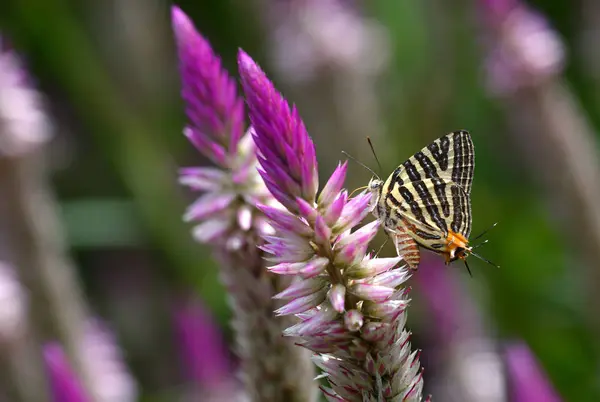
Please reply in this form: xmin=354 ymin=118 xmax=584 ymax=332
xmin=235 ymin=45 xmax=426 ymax=402
xmin=329 ymin=284 xmax=346 ymax=313
xmin=318 ymin=162 xmax=348 ymax=208
xmin=238 ymin=50 xmax=319 ymax=213
xmin=505 ymin=342 xmax=562 ymax=402
xmin=172 ymin=6 xmax=244 ymax=165
xmin=174 ymin=9 xmax=318 ymax=400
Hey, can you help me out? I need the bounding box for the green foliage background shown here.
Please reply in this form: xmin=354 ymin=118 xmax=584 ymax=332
xmin=1 ymin=0 xmax=598 ymax=400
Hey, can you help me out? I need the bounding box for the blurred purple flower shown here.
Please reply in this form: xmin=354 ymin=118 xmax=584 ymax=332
xmin=268 ymin=0 xmax=389 ymax=84
xmin=174 ymin=297 xmax=232 ymax=388
xmin=239 ymin=50 xmax=427 ymax=402
xmin=44 ymin=343 xmax=89 ymax=402
xmin=480 ymin=1 xmax=565 ymax=95
xmin=505 ymin=342 xmax=562 ymax=402
xmin=173 ymin=7 xmax=316 ymax=401
xmin=0 ymin=262 xmax=27 ymax=343
xmin=43 ymin=319 xmax=138 ymax=402
xmin=0 ymin=36 xmax=50 ymax=156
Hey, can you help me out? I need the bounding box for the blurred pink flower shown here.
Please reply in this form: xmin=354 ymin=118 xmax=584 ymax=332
xmin=43 ymin=319 xmax=138 ymax=402
xmin=504 ymin=342 xmax=562 ymax=402
xmin=480 ymin=1 xmax=565 ymax=95
xmin=0 ymin=262 xmax=27 ymax=342
xmin=44 ymin=343 xmax=89 ymax=402
xmin=0 ymin=36 xmax=51 ymax=156
xmin=174 ymin=297 xmax=232 ymax=388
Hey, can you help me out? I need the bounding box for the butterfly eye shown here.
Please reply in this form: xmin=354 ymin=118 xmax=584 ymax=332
xmin=369 ymin=179 xmax=382 ymax=191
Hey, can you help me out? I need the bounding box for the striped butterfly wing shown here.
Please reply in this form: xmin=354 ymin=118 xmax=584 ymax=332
xmin=400 ymin=130 xmax=475 ymax=195
xmin=385 ymin=177 xmax=472 ymax=252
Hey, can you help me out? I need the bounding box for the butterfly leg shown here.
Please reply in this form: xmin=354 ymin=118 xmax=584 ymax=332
xmin=387 ymin=226 xmax=421 ymax=270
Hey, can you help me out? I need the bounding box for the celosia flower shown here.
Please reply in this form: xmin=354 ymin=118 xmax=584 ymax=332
xmin=173 ymin=7 xmax=316 ymax=401
xmin=238 ymin=50 xmax=427 ymax=402
xmin=43 ymin=319 xmax=137 ymax=402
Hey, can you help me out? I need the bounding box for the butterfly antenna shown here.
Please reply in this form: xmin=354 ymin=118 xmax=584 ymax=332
xmin=349 ymin=185 xmax=369 ymax=197
xmin=374 ymin=238 xmax=389 ymax=258
xmin=367 ymin=136 xmax=383 ymax=176
xmin=464 ymin=259 xmax=473 ymax=277
xmin=471 ymin=222 xmax=498 ymax=242
xmin=470 ymin=251 xmax=499 ymax=268
xmin=472 ymin=239 xmax=489 ymax=250
xmin=341 ymin=151 xmax=380 ymax=179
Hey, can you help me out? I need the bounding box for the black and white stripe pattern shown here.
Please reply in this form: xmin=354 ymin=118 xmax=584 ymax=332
xmin=377 ymin=130 xmax=474 ymax=253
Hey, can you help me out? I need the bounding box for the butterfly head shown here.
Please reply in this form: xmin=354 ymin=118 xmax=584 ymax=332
xmin=444 ymin=231 xmax=470 ymax=264
xmin=367 ymin=177 xmax=384 ymax=212
xmin=445 ymin=228 xmax=499 ymax=274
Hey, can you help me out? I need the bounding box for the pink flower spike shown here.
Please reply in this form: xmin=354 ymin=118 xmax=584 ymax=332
xmin=319 ymin=162 xmax=348 ymax=208
xmin=269 ymin=261 xmax=310 ymax=275
xmin=361 ymin=322 xmax=391 ymax=343
xmin=283 ymin=307 xmax=338 ymax=337
xmin=363 ymin=299 xmax=410 ymax=320
xmin=178 ymin=167 xmax=225 ymax=191
xmin=369 ymin=269 xmax=412 ymax=288
xmin=343 ymin=310 xmax=364 ymax=332
xmin=346 ymin=256 xmax=403 ymax=279
xmin=274 ymin=278 xmax=328 ymax=300
xmin=183 ymin=192 xmax=235 ymax=222
xmin=258 ymin=204 xmax=313 ymax=237
xmin=349 ymin=283 xmax=394 ymax=302
xmin=329 ymin=284 xmax=346 ymax=313
xmin=323 ymin=190 xmax=347 ymax=227
xmin=173 ymin=8 xmax=244 ymax=161
xmin=299 ymin=257 xmax=330 ymax=279
xmin=275 ymin=289 xmax=328 ymax=316
xmin=238 ymin=49 xmax=319 ymax=210
xmin=336 ymin=220 xmax=380 ymax=248
xmin=320 ymin=386 xmax=346 ymax=402
xmin=296 ymin=197 xmax=318 ymax=223
xmin=333 ymin=192 xmax=371 ymax=233
xmin=192 ymin=219 xmax=229 ymax=244
xmin=314 ymin=215 xmax=332 ymax=246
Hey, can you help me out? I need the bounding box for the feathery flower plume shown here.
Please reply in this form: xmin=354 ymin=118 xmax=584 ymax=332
xmin=43 ymin=319 xmax=138 ymax=402
xmin=238 ymin=50 xmax=428 ymax=401
xmin=172 ymin=7 xmax=316 ymax=401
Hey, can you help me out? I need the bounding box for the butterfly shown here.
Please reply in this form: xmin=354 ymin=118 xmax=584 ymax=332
xmin=367 ymin=130 xmax=496 ymax=273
